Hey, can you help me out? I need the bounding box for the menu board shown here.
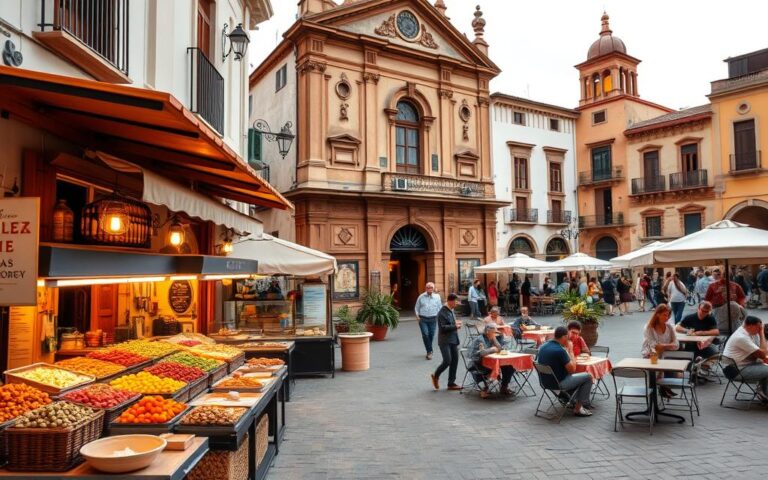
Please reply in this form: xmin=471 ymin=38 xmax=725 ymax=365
xmin=7 ymin=306 xmax=35 ymax=369
xmin=0 ymin=197 xmax=40 ymax=306
xmin=302 ymin=283 xmax=327 ymax=326
xmin=168 ymin=280 xmax=193 ymax=314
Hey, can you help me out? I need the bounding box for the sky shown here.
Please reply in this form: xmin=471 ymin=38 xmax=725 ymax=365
xmin=249 ymin=0 xmax=768 ymax=111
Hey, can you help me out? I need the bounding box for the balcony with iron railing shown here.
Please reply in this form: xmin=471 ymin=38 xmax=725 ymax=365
xmin=188 ymin=48 xmax=225 ymax=135
xmin=578 ymin=166 xmax=624 ymax=186
xmin=36 ymin=0 xmax=130 ymax=82
xmin=630 ymin=175 xmax=666 ymax=195
xmin=381 ymin=172 xmax=494 ymax=198
xmin=504 ymin=208 xmax=538 ymax=223
xmin=546 ymin=210 xmax=572 ymax=224
xmin=578 ymin=213 xmax=625 ymax=228
xmin=669 ymin=170 xmax=709 ymax=190
xmin=729 ymin=151 xmax=762 ymax=173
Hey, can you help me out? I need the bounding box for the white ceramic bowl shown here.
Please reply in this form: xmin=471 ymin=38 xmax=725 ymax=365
xmin=80 ymin=435 xmax=166 ymax=473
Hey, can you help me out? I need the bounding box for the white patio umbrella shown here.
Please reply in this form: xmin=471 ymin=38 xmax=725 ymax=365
xmin=610 ymin=241 xmax=667 ymax=268
xmin=637 ymin=220 xmax=768 ymax=333
xmin=544 ymin=252 xmax=614 ymax=272
xmin=474 ymin=253 xmax=554 ymax=274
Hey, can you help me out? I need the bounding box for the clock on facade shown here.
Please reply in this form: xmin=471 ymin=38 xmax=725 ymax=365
xmin=396 ymin=11 xmax=420 ymax=39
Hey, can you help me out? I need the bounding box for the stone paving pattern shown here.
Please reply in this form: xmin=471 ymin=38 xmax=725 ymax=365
xmin=269 ymin=306 xmax=768 ymax=479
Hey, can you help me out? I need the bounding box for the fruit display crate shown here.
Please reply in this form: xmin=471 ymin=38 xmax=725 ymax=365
xmin=120 ymin=358 xmax=154 ymax=376
xmin=208 ymin=363 xmax=228 ymax=387
xmin=106 ymin=405 xmax=191 ymax=436
xmin=174 ymin=405 xmax=253 ymax=440
xmin=61 ymin=390 xmax=141 ymax=431
xmin=211 ymin=376 xmax=272 ymax=394
xmin=226 ymin=353 xmax=246 ymax=374
xmin=3 ymin=363 xmax=96 ymax=396
xmin=184 ymin=375 xmax=210 ymax=402
xmin=4 ymin=409 xmax=104 ymax=472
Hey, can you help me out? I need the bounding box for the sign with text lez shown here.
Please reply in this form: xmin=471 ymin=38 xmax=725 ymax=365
xmin=0 ymin=198 xmax=40 ymax=306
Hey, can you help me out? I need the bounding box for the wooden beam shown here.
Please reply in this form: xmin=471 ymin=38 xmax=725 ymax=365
xmin=94 ymin=137 xmax=235 ymax=172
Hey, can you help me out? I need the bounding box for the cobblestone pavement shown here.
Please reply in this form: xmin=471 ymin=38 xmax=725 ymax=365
xmin=269 ymin=306 xmax=768 ymax=480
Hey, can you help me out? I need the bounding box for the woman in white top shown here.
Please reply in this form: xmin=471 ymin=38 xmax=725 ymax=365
xmin=641 ymin=304 xmax=680 ymax=398
xmin=634 ymin=273 xmax=645 ymax=312
xmin=666 ymin=273 xmax=688 ymax=325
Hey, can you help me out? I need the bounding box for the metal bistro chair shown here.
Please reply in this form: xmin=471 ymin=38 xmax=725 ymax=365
xmin=463 ymin=321 xmax=481 ymax=348
xmin=589 ymin=345 xmax=611 ymax=401
xmin=532 ymin=363 xmax=577 ymax=423
xmin=540 ymin=297 xmax=556 ymax=316
xmin=719 ymin=355 xmax=763 ymax=410
xmin=697 ymin=353 xmax=723 ymax=385
xmin=611 ymin=367 xmax=654 ymax=435
xmin=658 ymin=350 xmax=698 ymax=425
xmin=512 ymin=347 xmax=539 ymax=397
xmin=511 ymin=327 xmax=537 ymax=352
xmin=459 ymin=348 xmax=498 ymax=396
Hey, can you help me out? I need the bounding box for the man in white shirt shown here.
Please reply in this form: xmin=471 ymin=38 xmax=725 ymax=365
xmin=468 ymin=279 xmax=483 ymax=320
xmin=722 ymin=316 xmax=768 ymax=401
xmin=414 ymin=282 xmax=442 ymax=360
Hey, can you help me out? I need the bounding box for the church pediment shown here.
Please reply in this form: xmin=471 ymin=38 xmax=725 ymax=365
xmin=306 ymin=0 xmax=498 ymax=72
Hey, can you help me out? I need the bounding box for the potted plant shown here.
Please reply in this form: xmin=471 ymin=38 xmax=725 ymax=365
xmin=557 ymin=291 xmax=605 ymax=347
xmin=356 ymin=290 xmax=399 ymax=341
xmin=338 ymin=319 xmax=374 ymax=371
xmin=333 ymin=305 xmax=353 ymax=334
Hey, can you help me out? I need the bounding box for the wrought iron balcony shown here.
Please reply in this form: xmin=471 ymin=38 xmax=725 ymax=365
xmin=578 ymin=166 xmax=623 ymax=186
xmin=578 ymin=213 xmax=625 ymax=228
xmin=630 ymin=175 xmax=666 ymax=195
xmin=504 ymin=208 xmax=538 ymax=223
xmin=729 ymin=151 xmax=762 ymax=173
xmin=381 ymin=173 xmax=493 ymax=198
xmin=669 ymin=170 xmax=708 ymax=190
xmin=38 ymin=0 xmax=129 ymax=77
xmin=547 ymin=210 xmax=572 ymax=224
xmin=188 ymin=47 xmax=225 ymax=135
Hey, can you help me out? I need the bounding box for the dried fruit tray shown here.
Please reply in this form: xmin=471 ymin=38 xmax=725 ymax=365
xmin=4 ymin=363 xmax=95 ymax=395
xmin=211 ymin=376 xmax=271 ymax=393
xmin=174 ymin=406 xmax=252 ymax=437
xmin=107 ymin=405 xmax=191 ymax=436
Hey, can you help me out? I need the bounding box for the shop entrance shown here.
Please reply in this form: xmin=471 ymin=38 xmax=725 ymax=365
xmin=389 ymin=225 xmax=428 ymax=310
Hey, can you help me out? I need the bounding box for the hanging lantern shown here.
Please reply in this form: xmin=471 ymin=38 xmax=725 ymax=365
xmin=167 ymin=219 xmax=185 ymax=248
xmin=222 ymin=239 xmax=234 ymax=255
xmin=99 ymin=194 xmax=131 ymax=235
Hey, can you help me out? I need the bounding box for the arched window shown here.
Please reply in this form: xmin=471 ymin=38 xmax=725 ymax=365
xmin=509 ymin=237 xmax=535 ymax=256
xmin=395 ymin=100 xmax=420 ymax=174
xmin=602 ymin=70 xmax=612 ymax=94
xmin=595 ymin=236 xmax=618 ymax=261
xmin=545 ymin=238 xmax=569 ymax=262
xmin=592 ymin=73 xmax=601 ymax=98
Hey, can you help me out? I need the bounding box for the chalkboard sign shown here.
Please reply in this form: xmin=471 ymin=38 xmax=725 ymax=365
xmin=168 ymin=281 xmax=193 ymax=314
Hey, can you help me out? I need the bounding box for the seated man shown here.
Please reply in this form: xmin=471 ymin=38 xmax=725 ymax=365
xmin=537 ymin=326 xmax=593 ymax=417
xmin=469 ymin=324 xmax=514 ymax=397
xmin=675 ymin=301 xmax=719 ymax=359
xmin=567 ymin=321 xmax=590 ymax=357
xmin=722 ymin=316 xmax=768 ymax=402
xmin=511 ymin=306 xmax=540 ymax=336
xmin=483 ymin=306 xmax=507 ymax=344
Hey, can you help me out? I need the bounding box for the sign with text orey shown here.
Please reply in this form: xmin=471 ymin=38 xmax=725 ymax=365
xmin=0 ymin=197 xmax=40 ymax=306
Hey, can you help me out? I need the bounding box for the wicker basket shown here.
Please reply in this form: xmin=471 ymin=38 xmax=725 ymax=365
xmin=208 ymin=364 xmax=228 ymax=387
xmin=226 ymin=353 xmax=246 ymax=374
xmin=256 ymin=414 xmax=269 ymax=467
xmin=186 ymin=433 xmax=248 ymax=480
xmin=5 ymin=410 xmax=104 ymax=472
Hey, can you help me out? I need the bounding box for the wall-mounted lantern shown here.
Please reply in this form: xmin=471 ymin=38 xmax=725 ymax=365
xmin=222 ymin=23 xmax=250 ymax=62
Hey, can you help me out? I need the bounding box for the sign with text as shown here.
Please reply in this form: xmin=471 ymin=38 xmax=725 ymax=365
xmin=0 ymin=197 xmax=40 ymax=306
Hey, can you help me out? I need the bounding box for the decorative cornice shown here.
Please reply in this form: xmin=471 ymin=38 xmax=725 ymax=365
xmin=362 ymin=72 xmax=380 ymax=84
xmin=298 ymin=60 xmax=327 ymax=74
xmin=477 ymin=96 xmax=490 ymax=106
xmin=438 ymin=89 xmax=454 ymax=99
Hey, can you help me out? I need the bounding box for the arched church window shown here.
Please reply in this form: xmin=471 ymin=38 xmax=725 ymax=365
xmin=395 ymin=100 xmax=420 ymax=174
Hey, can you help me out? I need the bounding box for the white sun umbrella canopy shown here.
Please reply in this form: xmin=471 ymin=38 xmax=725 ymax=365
xmin=474 ymin=253 xmax=554 ymax=274
xmin=232 ymin=234 xmax=338 ymax=276
xmin=610 ymin=241 xmax=667 ymax=268
xmin=544 ymin=252 xmax=614 ymax=272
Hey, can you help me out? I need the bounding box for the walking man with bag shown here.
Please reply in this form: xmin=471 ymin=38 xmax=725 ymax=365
xmin=415 ymin=282 xmax=442 ymax=360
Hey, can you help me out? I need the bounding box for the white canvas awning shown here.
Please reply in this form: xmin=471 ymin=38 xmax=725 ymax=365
xmin=474 ymin=253 xmax=554 ymax=274
xmin=543 ymin=252 xmax=614 ymax=272
xmin=610 ymin=241 xmax=667 ymax=268
xmin=93 ymin=152 xmax=262 ymax=235
xmin=232 ymin=234 xmax=337 ymax=276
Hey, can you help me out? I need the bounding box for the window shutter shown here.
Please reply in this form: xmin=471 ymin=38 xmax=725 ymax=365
xmin=248 ymin=128 xmax=263 ymax=169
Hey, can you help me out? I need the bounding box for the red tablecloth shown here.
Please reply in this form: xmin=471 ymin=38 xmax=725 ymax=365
xmin=575 ymin=356 xmax=612 ymax=380
xmin=522 ymin=329 xmax=555 ymax=346
xmin=481 ymin=352 xmax=534 ymax=380
xmin=498 ymin=324 xmax=512 ymax=337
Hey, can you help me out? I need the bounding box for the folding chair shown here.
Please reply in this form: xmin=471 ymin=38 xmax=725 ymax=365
xmin=696 ymin=353 xmax=723 ymax=384
xmin=589 ymin=345 xmax=611 ymax=402
xmin=512 ymin=328 xmax=537 ymax=352
xmin=459 ymin=348 xmax=498 ymax=396
xmin=719 ymin=355 xmax=763 ymax=410
xmin=463 ymin=321 xmax=481 ymax=348
xmin=658 ymin=351 xmax=698 ymax=425
xmin=611 ymin=367 xmax=654 ymax=435
xmin=540 ymin=297 xmax=556 ymax=315
xmin=532 ymin=363 xmax=577 ymax=423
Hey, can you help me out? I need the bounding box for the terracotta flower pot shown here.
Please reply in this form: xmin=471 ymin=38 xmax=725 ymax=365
xmin=581 ymin=323 xmax=599 ymax=348
xmin=366 ymin=323 xmax=389 ymax=341
xmin=339 ymin=332 xmax=374 ymax=371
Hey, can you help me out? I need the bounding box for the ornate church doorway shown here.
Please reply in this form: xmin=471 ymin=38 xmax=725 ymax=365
xmin=389 ymin=225 xmax=428 ymax=310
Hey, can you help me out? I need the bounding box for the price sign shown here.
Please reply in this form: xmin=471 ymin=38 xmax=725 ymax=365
xmin=168 ymin=280 xmax=193 ymax=314
xmin=0 ymin=198 xmax=39 ymax=306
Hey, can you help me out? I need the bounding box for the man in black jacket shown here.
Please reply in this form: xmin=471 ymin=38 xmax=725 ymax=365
xmin=431 ymin=293 xmax=462 ymax=390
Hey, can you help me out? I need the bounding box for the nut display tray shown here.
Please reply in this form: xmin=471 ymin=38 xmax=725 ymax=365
xmin=174 ymin=406 xmax=251 ymax=437
xmin=4 ymin=363 xmax=96 ymax=395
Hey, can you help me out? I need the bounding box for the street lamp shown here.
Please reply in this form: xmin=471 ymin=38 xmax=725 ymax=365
xmin=560 ymin=222 xmax=581 ymax=252
xmin=253 ymin=119 xmax=295 ymax=159
xmin=222 ymin=23 xmax=250 ymax=62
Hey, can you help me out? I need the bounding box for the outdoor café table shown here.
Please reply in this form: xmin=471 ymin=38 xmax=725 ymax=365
xmin=482 ymin=352 xmax=534 ymax=395
xmin=676 ymin=334 xmax=716 ymax=351
xmin=575 ymin=355 xmax=612 ymax=380
xmin=614 ymin=357 xmax=691 ymax=424
xmin=498 ymin=324 xmax=513 ymax=337
xmin=522 ymin=327 xmax=555 ymax=346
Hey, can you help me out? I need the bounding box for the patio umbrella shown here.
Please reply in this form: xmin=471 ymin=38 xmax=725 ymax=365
xmin=637 ymin=220 xmax=768 ymax=333
xmin=543 ymin=252 xmax=614 ymax=272
xmin=610 ymin=241 xmax=667 ymax=268
xmin=474 ymin=253 xmax=553 ymax=274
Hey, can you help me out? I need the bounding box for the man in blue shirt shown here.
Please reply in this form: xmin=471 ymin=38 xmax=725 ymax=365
xmin=468 ymin=280 xmax=483 ymax=319
xmin=537 ymin=326 xmax=593 ymax=417
xmin=469 ymin=324 xmax=514 ymax=397
xmin=415 ymin=282 xmax=442 ymax=360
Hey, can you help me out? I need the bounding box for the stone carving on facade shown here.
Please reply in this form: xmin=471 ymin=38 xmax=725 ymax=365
xmin=459 ymin=99 xmax=471 ymax=141
xmin=373 ymin=13 xmax=438 ymax=50
xmin=298 ymin=60 xmax=327 ymax=74
xmin=340 ymin=102 xmax=349 ymax=121
xmin=362 ymin=72 xmax=380 ymax=84
xmin=337 ymin=227 xmax=354 ymax=245
xmin=335 ymin=73 xmax=352 ymax=99
xmin=461 ymin=229 xmax=476 ymax=246
xmin=438 ymin=89 xmax=453 ymax=99
xmin=419 ymin=28 xmax=438 ymax=49
xmin=374 ymin=14 xmax=398 ymax=37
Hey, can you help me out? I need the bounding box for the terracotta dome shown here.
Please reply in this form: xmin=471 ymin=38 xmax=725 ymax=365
xmin=587 ymin=13 xmax=626 ymax=60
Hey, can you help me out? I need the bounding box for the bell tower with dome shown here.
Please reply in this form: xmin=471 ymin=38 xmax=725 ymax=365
xmin=576 ymin=12 xmax=641 ymax=106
